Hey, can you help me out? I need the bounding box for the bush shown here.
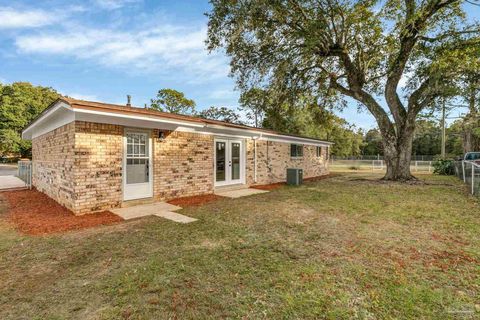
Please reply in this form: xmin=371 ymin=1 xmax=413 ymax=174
xmin=349 ymin=165 xmax=361 ymax=170
xmin=432 ymin=159 xmax=455 ymax=175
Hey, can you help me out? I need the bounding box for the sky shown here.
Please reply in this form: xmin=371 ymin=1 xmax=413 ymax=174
xmin=0 ymin=0 xmax=478 ymax=130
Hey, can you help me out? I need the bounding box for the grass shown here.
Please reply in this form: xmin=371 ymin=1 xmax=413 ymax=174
xmin=1 ymin=172 xmax=480 ymax=319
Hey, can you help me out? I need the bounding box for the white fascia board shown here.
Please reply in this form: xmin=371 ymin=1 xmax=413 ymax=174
xmin=74 ymin=108 xmax=332 ymax=146
xmin=73 ymin=108 xmax=205 ymax=128
xmin=258 ymin=135 xmax=332 ymax=147
xmin=22 ymin=101 xmax=74 ymax=140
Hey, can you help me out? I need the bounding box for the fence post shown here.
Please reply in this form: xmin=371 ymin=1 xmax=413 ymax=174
xmin=471 ymin=163 xmax=475 ymax=195
xmin=29 ymin=161 xmax=32 ymax=189
xmin=428 ymin=161 xmax=431 ymax=173
xmin=462 ymin=161 xmax=466 ymax=182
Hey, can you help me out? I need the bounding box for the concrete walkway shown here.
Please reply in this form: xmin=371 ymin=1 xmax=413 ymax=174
xmin=0 ymin=165 xmax=18 ymax=176
xmin=111 ymin=202 xmax=197 ymax=223
xmin=215 ymin=188 xmax=269 ymax=199
xmin=0 ymin=175 xmax=26 ymax=191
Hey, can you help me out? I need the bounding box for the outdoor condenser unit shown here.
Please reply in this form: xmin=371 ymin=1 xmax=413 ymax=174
xmin=286 ymin=168 xmax=303 ymax=185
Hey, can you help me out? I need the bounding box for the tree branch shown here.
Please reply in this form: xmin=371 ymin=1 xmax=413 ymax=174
xmin=329 ymin=77 xmax=394 ymax=135
xmin=385 ymin=0 xmax=461 ymax=129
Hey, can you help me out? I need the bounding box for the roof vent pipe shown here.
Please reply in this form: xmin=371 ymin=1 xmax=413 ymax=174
xmin=126 ymin=95 xmax=132 ymax=107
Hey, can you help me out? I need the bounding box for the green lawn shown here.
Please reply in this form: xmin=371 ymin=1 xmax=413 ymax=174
xmin=1 ymin=173 xmax=479 ymax=319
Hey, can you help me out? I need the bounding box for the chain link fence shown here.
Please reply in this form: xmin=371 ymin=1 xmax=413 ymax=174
xmin=454 ymin=161 xmax=480 ymax=196
xmin=17 ymin=160 xmax=32 ymax=189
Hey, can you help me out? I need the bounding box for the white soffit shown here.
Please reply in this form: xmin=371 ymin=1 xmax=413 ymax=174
xmin=22 ymin=101 xmax=74 ymax=139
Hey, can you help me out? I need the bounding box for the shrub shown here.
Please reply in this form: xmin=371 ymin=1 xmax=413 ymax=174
xmin=349 ymin=165 xmax=360 ymax=170
xmin=432 ymin=159 xmax=455 ymax=175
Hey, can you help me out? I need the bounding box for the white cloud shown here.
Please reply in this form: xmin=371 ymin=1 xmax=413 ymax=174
xmin=0 ymin=7 xmax=55 ymax=29
xmin=209 ymin=89 xmax=238 ymax=100
xmin=94 ymin=0 xmax=141 ymax=10
xmin=15 ymin=25 xmax=230 ymax=80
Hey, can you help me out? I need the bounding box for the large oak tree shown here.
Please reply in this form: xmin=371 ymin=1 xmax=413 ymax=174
xmin=0 ymin=82 xmax=59 ymax=158
xmin=207 ymin=0 xmax=480 ymax=180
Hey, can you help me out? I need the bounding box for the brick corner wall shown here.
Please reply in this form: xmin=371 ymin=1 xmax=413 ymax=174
xmin=32 ymin=122 xmax=76 ymax=211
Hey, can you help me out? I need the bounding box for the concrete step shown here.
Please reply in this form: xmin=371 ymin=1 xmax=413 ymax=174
xmin=214 ymin=184 xmax=249 ymax=192
xmin=121 ymin=198 xmax=156 ymax=208
xmin=112 ymin=202 xmax=182 ymax=220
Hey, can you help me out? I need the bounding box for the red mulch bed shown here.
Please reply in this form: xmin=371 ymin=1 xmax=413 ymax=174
xmin=2 ymin=189 xmax=123 ymax=236
xmin=250 ymin=182 xmax=286 ymax=191
xmin=167 ymin=194 xmax=224 ymax=208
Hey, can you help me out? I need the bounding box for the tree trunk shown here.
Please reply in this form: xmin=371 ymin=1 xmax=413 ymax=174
xmin=382 ymin=127 xmax=415 ymax=181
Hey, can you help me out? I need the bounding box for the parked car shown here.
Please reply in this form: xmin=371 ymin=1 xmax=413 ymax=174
xmin=462 ymin=152 xmax=480 ymax=163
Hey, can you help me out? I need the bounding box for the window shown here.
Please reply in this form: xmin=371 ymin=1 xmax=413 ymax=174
xmin=316 ymin=146 xmax=322 ymax=157
xmin=291 ymin=144 xmax=303 ymax=157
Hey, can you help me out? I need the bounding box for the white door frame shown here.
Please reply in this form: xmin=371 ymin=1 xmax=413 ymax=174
xmin=123 ymin=128 xmax=153 ymax=201
xmin=214 ymin=138 xmax=246 ymax=187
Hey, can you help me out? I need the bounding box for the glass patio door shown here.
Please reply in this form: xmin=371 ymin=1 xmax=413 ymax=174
xmin=123 ymin=129 xmax=153 ymax=201
xmin=215 ymin=139 xmax=244 ymax=186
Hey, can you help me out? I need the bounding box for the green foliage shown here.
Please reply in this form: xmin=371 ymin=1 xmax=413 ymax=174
xmin=198 ymin=106 xmax=243 ymax=124
xmin=238 ymin=88 xmax=267 ymax=127
xmin=432 ymin=159 xmax=455 ymax=175
xmin=362 ymin=129 xmax=383 ymax=156
xmin=150 ymin=89 xmax=196 ymax=115
xmin=363 ymin=120 xmax=464 ymax=157
xmin=260 ymin=94 xmax=363 ymax=157
xmin=0 ymin=82 xmax=59 ymax=157
xmin=412 ymin=120 xmax=441 ymax=156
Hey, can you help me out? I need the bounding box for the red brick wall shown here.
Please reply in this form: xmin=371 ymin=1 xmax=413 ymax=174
xmin=246 ymin=140 xmax=329 ymax=185
xmin=32 ymin=121 xmax=329 ymax=214
xmin=32 ymin=122 xmax=76 ymax=210
xmin=73 ymin=122 xmax=123 ymax=214
xmin=152 ymin=130 xmax=214 ymax=200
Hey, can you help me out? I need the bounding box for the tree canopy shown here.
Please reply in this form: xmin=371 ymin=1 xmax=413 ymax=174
xmin=150 ymin=89 xmax=196 ymax=115
xmin=0 ymin=82 xmax=59 ymax=157
xmin=198 ymin=106 xmax=243 ymax=124
xmin=207 ymin=0 xmax=480 ymax=180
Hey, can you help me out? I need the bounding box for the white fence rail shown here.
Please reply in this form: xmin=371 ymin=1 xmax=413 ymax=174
xmin=330 ymin=159 xmax=432 ymax=172
xmin=17 ymin=160 xmax=32 ymax=189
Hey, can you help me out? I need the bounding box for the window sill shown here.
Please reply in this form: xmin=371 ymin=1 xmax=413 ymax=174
xmin=291 ymin=157 xmax=304 ymax=160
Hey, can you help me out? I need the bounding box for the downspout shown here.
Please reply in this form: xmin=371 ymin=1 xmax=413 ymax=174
xmin=253 ymin=134 xmax=262 ymax=184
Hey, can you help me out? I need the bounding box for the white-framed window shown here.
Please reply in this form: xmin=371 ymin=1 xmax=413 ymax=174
xmin=316 ymin=146 xmax=322 ymax=157
xmin=291 ymin=144 xmax=303 ymax=157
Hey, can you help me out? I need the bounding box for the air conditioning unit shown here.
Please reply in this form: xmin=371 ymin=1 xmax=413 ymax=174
xmin=286 ymin=168 xmax=303 ymax=185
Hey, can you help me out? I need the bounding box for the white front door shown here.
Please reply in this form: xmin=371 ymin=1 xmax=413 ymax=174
xmin=214 ymin=138 xmax=245 ymax=187
xmin=123 ymin=129 xmax=153 ymax=201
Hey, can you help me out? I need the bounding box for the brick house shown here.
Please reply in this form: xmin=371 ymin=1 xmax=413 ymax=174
xmin=22 ymin=98 xmax=332 ymax=214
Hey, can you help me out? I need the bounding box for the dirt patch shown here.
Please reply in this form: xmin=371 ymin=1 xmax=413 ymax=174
xmin=2 ymin=189 xmax=123 ymax=236
xmin=167 ymin=194 xmax=224 ymax=208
